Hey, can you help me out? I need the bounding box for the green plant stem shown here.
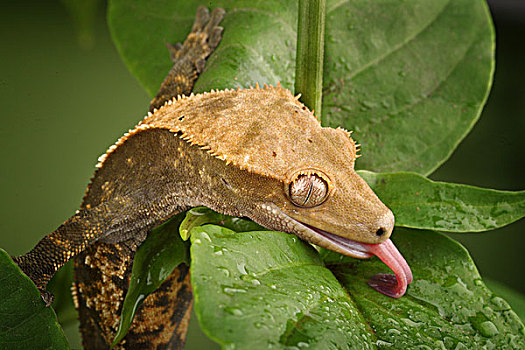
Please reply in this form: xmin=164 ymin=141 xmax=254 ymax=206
xmin=295 ymin=0 xmax=326 ymax=122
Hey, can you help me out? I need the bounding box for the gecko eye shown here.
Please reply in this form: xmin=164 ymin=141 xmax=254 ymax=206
xmin=289 ymin=174 xmax=329 ymax=208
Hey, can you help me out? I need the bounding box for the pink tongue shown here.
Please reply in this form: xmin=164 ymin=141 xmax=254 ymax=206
xmin=362 ymin=239 xmax=413 ymax=298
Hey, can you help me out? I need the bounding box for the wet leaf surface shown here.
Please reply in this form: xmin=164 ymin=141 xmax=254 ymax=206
xmin=190 ymin=221 xmax=524 ymax=349
xmin=180 ymin=207 xmax=265 ymax=241
xmin=322 ymin=229 xmax=525 ymax=348
xmin=191 ymin=225 xmax=375 ymax=349
xmin=359 ymin=170 xmax=525 ymax=232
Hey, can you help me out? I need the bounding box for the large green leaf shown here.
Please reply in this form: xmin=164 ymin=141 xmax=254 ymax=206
xmin=108 ymin=0 xmax=494 ymax=175
xmin=358 ymin=170 xmax=525 ymax=232
xmin=0 ymin=249 xmax=69 ymax=350
xmin=322 ymin=229 xmax=525 ymax=348
xmin=191 ymin=225 xmax=525 ymax=349
xmin=323 ymin=0 xmax=494 ymax=175
xmin=191 ymin=226 xmax=376 ymax=349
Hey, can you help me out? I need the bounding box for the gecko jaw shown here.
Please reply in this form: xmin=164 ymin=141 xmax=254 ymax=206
xmin=303 ymin=223 xmax=374 ymax=259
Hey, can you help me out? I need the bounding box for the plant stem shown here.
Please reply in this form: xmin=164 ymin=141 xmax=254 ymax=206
xmin=294 ymin=0 xmax=326 ymax=122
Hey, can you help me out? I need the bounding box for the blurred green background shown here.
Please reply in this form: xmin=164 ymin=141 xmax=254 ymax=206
xmin=1 ymin=0 xmax=523 ymax=348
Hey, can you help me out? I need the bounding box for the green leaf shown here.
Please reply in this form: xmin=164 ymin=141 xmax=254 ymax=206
xmin=358 ymin=170 xmax=525 ymax=232
xmin=108 ymin=0 xmax=494 ymax=174
xmin=0 ymin=249 xmax=69 ymax=350
xmin=190 ymin=226 xmax=375 ymax=349
xmin=322 ymin=229 xmax=525 ymax=348
xmin=47 ymin=263 xmax=82 ymax=348
xmin=112 ymin=212 xmax=189 ymax=347
xmin=324 ymin=0 xmax=495 ymax=175
xmin=108 ymin=1 xmax=298 ymax=98
xmin=191 ymin=226 xmax=525 ymax=348
xmin=180 ymin=207 xmax=266 ymax=240
xmin=47 ymin=261 xmax=78 ymax=326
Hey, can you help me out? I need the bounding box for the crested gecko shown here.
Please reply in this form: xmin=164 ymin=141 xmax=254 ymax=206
xmin=14 ymin=6 xmax=412 ymax=349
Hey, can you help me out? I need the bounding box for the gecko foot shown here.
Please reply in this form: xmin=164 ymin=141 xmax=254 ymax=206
xmin=39 ymin=289 xmax=55 ymax=307
xmin=150 ymin=6 xmax=225 ymax=111
xmin=168 ymin=6 xmax=225 ymax=66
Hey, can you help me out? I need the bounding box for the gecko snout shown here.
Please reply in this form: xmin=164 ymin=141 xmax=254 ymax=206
xmin=374 ymin=210 xmax=395 ymax=238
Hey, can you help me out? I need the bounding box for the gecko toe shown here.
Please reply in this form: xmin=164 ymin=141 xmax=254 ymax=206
xmin=40 ymin=289 xmax=55 ymax=307
xmin=192 ymin=6 xmax=211 ymax=32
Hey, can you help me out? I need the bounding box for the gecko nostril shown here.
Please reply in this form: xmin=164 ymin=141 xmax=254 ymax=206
xmin=376 ymin=227 xmax=386 ymax=236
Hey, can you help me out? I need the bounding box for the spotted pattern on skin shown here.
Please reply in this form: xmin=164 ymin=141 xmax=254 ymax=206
xmin=74 ymin=242 xmax=193 ymax=349
xmin=75 ymin=243 xmax=132 ymax=346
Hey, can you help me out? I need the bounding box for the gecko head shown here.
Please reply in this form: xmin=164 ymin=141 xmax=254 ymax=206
xmin=161 ymin=85 xmax=411 ymax=297
xmin=244 ymin=125 xmax=412 ymax=298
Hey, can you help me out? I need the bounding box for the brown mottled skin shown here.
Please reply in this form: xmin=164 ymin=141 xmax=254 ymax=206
xmin=14 ymin=5 xmax=395 ymax=350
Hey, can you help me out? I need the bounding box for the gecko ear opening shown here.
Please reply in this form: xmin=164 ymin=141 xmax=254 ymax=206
xmin=288 ymin=171 xmax=330 ymax=208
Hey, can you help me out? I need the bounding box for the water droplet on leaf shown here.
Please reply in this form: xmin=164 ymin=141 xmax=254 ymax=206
xmin=224 ymin=306 xmax=243 ymax=316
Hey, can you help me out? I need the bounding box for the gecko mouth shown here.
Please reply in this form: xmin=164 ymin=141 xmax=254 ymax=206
xmin=300 ymin=222 xmax=413 ymax=298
